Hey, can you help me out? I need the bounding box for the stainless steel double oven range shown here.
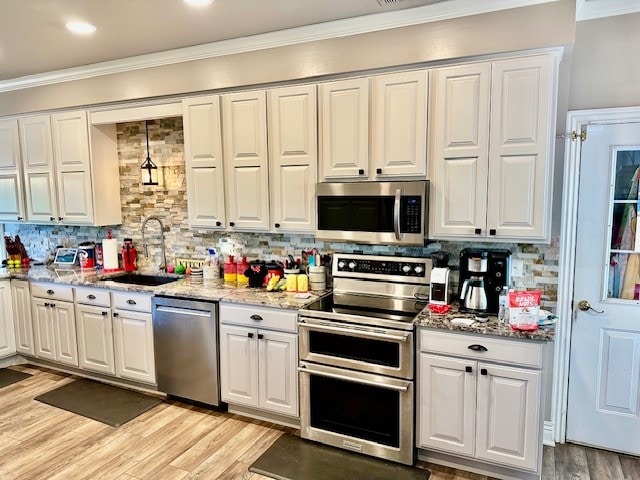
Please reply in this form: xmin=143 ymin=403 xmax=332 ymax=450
xmin=298 ymin=253 xmax=431 ymax=465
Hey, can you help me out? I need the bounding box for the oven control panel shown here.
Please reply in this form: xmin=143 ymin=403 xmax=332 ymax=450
xmin=335 ymin=256 xmax=428 ymax=278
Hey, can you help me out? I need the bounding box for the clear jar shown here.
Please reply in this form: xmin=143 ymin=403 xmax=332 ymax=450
xmin=498 ymin=286 xmax=509 ymax=324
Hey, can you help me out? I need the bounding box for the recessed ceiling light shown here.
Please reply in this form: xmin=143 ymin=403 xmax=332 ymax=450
xmin=65 ymin=21 xmax=97 ymax=35
xmin=183 ymin=0 xmax=215 ymax=6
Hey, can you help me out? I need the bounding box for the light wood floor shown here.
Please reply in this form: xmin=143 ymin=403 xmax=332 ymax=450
xmin=0 ymin=365 xmax=638 ymax=480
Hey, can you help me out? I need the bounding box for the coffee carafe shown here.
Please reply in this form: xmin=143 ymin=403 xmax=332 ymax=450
xmin=459 ymin=252 xmax=489 ymax=311
xmin=458 ymin=248 xmax=512 ymax=313
xmin=429 ymin=252 xmax=450 ymax=305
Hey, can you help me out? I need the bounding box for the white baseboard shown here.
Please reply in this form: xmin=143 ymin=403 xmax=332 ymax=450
xmin=544 ymin=421 xmax=555 ymax=446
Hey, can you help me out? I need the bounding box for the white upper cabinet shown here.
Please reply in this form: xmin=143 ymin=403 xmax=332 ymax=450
xmin=268 ymin=84 xmax=317 ymax=232
xmin=430 ymin=54 xmax=557 ymax=242
xmin=51 ymin=110 xmax=94 ymax=224
xmin=222 ymin=91 xmax=270 ymax=231
xmin=183 ymin=96 xmax=226 ymax=229
xmin=19 ymin=115 xmax=58 ymax=223
xmin=319 ymin=77 xmax=369 ymax=181
xmin=371 ymin=70 xmax=428 ymax=178
xmin=0 ymin=119 xmax=26 ymax=222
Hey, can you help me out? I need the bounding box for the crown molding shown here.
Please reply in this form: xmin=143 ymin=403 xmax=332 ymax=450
xmin=0 ymin=0 xmax=558 ymax=93
xmin=576 ymin=0 xmax=640 ymax=21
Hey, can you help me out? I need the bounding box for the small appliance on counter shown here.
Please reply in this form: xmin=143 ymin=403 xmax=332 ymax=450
xmin=458 ymin=248 xmax=511 ymax=314
xmin=429 ymin=252 xmax=450 ymax=306
xmin=122 ymin=238 xmax=137 ymax=272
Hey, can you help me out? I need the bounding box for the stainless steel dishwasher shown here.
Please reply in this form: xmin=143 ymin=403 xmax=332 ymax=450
xmin=152 ymin=296 xmax=222 ymax=407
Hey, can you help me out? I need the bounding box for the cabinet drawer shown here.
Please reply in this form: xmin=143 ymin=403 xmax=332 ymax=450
xmin=75 ymin=287 xmax=110 ymax=307
xmin=31 ymin=282 xmax=74 ymax=302
xmin=220 ymin=303 xmax=297 ymax=332
xmin=419 ymin=329 xmax=543 ymax=369
xmin=112 ymin=291 xmax=152 ymax=313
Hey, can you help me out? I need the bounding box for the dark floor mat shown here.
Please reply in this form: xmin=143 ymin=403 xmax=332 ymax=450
xmin=35 ymin=378 xmax=162 ymax=427
xmin=249 ymin=433 xmax=429 ymax=480
xmin=0 ymin=368 xmax=32 ymax=388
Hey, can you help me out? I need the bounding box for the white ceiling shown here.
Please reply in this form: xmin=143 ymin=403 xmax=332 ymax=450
xmin=0 ymin=0 xmax=638 ymax=86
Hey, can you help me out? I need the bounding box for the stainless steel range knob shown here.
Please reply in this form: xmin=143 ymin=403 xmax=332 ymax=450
xmin=348 ymin=261 xmax=356 ymax=270
xmin=414 ymin=265 xmax=424 ymax=274
xmin=338 ymin=260 xmax=345 ymax=269
xmin=402 ymin=265 xmax=411 ymax=273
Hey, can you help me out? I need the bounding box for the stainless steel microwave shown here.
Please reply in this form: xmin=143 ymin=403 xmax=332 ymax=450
xmin=316 ymin=181 xmax=428 ymax=246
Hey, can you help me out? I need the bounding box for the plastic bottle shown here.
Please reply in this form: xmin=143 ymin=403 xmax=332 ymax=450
xmin=210 ymin=249 xmax=220 ymax=279
xmin=236 ymin=256 xmax=249 ymax=284
xmin=498 ymin=286 xmax=509 ymax=324
xmin=224 ymin=255 xmax=237 ymax=283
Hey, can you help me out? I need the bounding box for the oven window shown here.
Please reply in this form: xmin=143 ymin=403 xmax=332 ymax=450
xmin=310 ymin=374 xmax=400 ymax=448
xmin=309 ymin=331 xmax=400 ymax=368
xmin=317 ymin=196 xmax=395 ymax=232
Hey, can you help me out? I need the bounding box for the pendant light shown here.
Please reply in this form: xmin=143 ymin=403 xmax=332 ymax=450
xmin=141 ymin=120 xmax=158 ymax=186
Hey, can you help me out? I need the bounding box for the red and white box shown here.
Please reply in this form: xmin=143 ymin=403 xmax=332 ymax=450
xmin=508 ymin=290 xmax=541 ymax=331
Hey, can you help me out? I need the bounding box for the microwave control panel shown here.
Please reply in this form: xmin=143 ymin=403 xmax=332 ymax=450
xmin=401 ymin=196 xmax=422 ymax=233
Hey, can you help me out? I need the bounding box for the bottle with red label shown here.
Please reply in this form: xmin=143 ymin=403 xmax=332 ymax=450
xmin=122 ymin=238 xmax=137 ymax=272
xmin=224 ymin=255 xmax=237 ymax=283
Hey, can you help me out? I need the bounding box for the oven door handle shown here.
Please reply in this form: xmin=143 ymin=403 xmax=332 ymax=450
xmin=393 ymin=188 xmax=402 ymax=241
xmin=297 ymin=321 xmax=411 ymax=342
xmin=298 ymin=364 xmax=410 ymax=392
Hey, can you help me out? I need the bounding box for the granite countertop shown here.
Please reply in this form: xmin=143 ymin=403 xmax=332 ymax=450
xmin=414 ymin=303 xmax=555 ymax=342
xmin=3 ymin=266 xmax=328 ymax=310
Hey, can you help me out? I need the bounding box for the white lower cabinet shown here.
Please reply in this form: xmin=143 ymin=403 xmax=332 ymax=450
xmin=112 ymin=299 xmax=155 ymax=385
xmin=219 ymin=304 xmax=298 ymax=418
xmin=76 ymin=303 xmax=115 ymax=375
xmin=0 ymin=280 xmax=17 ymax=358
xmin=418 ymin=329 xmax=544 ymax=475
xmin=12 ymin=279 xmax=34 ymax=356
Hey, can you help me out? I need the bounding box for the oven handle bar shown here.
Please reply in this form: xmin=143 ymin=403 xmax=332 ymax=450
xmin=393 ymin=188 xmax=402 ymax=241
xmin=297 ymin=320 xmax=410 ymax=342
xmin=298 ymin=364 xmax=410 ymax=392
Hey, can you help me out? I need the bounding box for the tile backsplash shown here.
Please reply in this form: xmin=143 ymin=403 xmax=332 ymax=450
xmin=4 ymin=118 xmax=559 ymax=310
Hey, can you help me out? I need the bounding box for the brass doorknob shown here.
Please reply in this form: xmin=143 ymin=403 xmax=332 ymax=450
xmin=577 ymin=300 xmax=604 ymax=314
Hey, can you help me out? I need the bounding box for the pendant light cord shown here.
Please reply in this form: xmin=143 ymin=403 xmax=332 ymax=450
xmin=145 ymin=120 xmax=150 ymax=158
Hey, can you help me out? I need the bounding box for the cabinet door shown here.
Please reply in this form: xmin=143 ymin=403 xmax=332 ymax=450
xmin=113 ymin=310 xmax=156 ymax=384
xmin=476 ymin=363 xmax=541 ymax=472
xmin=319 ymin=78 xmax=369 ymax=181
xmin=51 ymin=111 xmax=94 ymax=225
xmin=417 ymin=353 xmax=476 ymax=457
xmin=268 ymin=85 xmax=317 ymax=232
xmin=430 ymin=63 xmax=491 ymax=238
xmin=371 ymin=70 xmax=428 ymax=178
xmin=19 ymin=115 xmax=58 ymax=223
xmin=220 ymin=324 xmax=258 ymax=407
xmin=0 ymin=119 xmax=26 ymax=222
xmin=183 ymin=96 xmax=226 ymax=229
xmin=487 ymin=55 xmax=554 ymax=241
xmin=222 ymin=91 xmax=270 ymax=231
xmin=32 ymin=298 xmax=56 ymax=361
xmin=0 ymin=282 xmax=17 ymax=358
xmin=258 ymin=330 xmax=298 ymax=417
xmin=52 ymin=301 xmax=78 ymax=366
xmin=11 ymin=280 xmax=34 ymax=356
xmin=76 ymin=304 xmax=115 ymax=375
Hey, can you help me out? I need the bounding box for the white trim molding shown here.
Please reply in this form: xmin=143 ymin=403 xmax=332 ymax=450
xmin=576 ymin=0 xmax=640 ymax=21
xmin=555 ymin=105 xmax=640 ymax=444
xmin=0 ymin=0 xmax=558 ymax=93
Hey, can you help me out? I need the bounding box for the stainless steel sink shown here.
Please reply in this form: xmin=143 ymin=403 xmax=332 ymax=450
xmin=100 ymin=273 xmax=179 ymax=287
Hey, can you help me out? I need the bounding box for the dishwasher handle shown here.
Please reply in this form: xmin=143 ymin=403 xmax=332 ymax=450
xmin=155 ymin=305 xmax=212 ymax=318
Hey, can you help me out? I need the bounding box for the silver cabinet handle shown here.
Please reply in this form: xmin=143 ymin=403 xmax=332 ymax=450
xmin=298 ymin=364 xmax=410 ymax=392
xmin=297 ymin=321 xmax=410 ymax=342
xmin=393 ymin=188 xmax=402 ymax=241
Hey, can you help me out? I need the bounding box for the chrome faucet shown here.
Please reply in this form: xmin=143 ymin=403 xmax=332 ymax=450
xmin=141 ymin=215 xmax=167 ymax=272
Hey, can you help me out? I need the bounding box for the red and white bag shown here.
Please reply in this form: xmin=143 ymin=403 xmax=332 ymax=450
xmin=508 ymin=290 xmax=541 ymax=331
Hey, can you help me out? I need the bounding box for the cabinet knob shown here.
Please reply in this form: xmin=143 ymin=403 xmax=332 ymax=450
xmin=465 ymin=366 xmax=473 ymax=373
xmin=44 ymin=302 xmax=50 ymax=307
xmin=216 ymin=221 xmax=222 ymax=227
xmin=229 ymin=221 xmax=235 ymax=227
xmin=17 ymin=216 xmax=23 ymax=221
xmin=47 ymin=289 xmax=54 ymax=295
xmin=474 ymin=228 xmax=482 ymax=235
xmin=50 ymin=216 xmax=55 ymax=221
xmin=102 ymin=311 xmax=108 ymax=316
xmin=489 ymin=229 xmax=497 ymax=236
xmin=250 ymin=314 xmax=263 ymax=321
xmin=248 ymin=332 xmax=254 ymax=338
xmin=481 ymin=368 xmax=488 ymax=376
xmin=258 ymin=333 xmax=264 ymax=340
xmin=376 ymin=168 xmax=382 ymax=174
xmin=467 ymin=344 xmax=488 ymax=352
xmin=58 ymin=217 xmax=63 ymax=221
xmin=113 ymin=312 xmax=119 ymax=317
xmin=358 ymin=169 xmax=365 ymax=175
xmin=274 ymin=223 xmax=280 ymax=228
xmin=50 ymin=303 xmax=56 ymax=308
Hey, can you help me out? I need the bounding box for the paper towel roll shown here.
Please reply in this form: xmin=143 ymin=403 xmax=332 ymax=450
xmin=102 ymin=238 xmax=119 ymax=271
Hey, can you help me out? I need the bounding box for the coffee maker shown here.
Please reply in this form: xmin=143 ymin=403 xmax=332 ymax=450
xmin=429 ymin=252 xmax=450 ymax=305
xmin=458 ymin=248 xmax=511 ymax=313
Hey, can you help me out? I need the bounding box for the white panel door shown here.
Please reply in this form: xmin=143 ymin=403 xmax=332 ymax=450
xmin=476 ymin=363 xmax=541 ymax=472
xmin=76 ymin=304 xmax=115 ymax=375
xmin=319 ymin=78 xmax=369 ymax=181
xmin=19 ymin=115 xmax=58 ymax=223
xmin=52 ymin=301 xmax=78 ymax=366
xmin=12 ymin=280 xmax=34 ymax=356
xmin=258 ymin=330 xmax=298 ymax=417
xmin=567 ymin=123 xmax=640 ymax=455
xmin=417 ymin=353 xmax=476 ymax=456
xmin=0 ymin=119 xmax=25 ymax=222
xmin=430 ymin=64 xmax=490 ymax=238
xmin=268 ymin=84 xmax=317 ymax=232
xmin=183 ymin=96 xmax=226 ymax=228
xmin=113 ymin=310 xmax=155 ymax=384
xmin=222 ymin=91 xmax=270 ymax=230
xmin=371 ymin=70 xmax=428 ymax=178
xmin=32 ymin=298 xmax=56 ymax=361
xmin=487 ymin=55 xmax=554 ymax=241
xmin=51 ymin=111 xmax=93 ymax=224
xmin=0 ymin=281 xmax=16 ymax=358
xmin=220 ymin=324 xmax=258 ymax=407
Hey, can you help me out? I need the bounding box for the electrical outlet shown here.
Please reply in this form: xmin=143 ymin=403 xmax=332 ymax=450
xmin=511 ymin=259 xmax=524 ymax=277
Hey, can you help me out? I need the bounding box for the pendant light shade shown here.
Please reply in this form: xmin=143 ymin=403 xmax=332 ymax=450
xmin=141 ymin=120 xmax=158 ymax=186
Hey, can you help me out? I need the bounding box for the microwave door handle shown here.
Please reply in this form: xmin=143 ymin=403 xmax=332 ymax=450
xmin=394 ymin=188 xmax=402 ymax=240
